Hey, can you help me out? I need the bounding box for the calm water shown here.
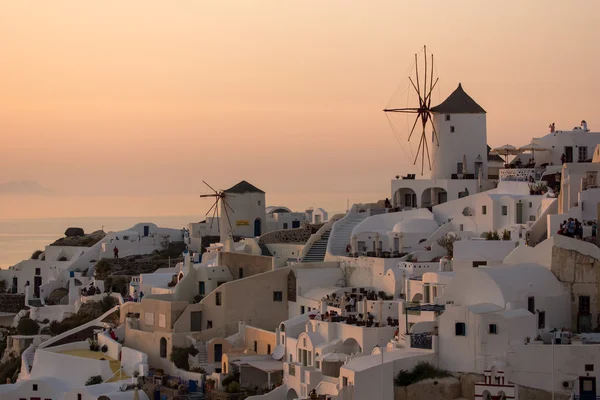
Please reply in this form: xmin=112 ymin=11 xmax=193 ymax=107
xmin=0 ymin=215 xmax=198 ymax=269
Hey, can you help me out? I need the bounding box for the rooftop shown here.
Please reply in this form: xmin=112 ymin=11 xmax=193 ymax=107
xmin=431 ymin=83 xmax=486 ymax=114
xmin=224 ymin=180 xmax=264 ymax=194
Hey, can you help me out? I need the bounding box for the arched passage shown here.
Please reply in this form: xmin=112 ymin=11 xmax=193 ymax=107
xmin=340 ymin=338 xmax=362 ymax=355
xmin=286 ymin=388 xmax=299 ymax=400
xmin=394 ymin=188 xmax=417 ymax=209
xmin=421 ymin=187 xmax=447 ymax=208
xmin=159 ymin=337 xmax=167 ymax=358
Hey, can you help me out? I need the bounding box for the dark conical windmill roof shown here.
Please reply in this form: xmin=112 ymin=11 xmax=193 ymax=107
xmin=224 ymin=180 xmax=264 ymax=194
xmin=431 ymin=83 xmax=486 ymax=114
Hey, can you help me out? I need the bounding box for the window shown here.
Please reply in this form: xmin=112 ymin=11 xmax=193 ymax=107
xmin=145 ymin=312 xmax=155 ymax=326
xmin=528 ymin=297 xmax=535 ymax=313
xmin=238 ymin=268 xmax=244 ymax=279
xmin=482 ymin=205 xmax=487 ymax=215
xmin=445 ymin=114 xmax=451 ymax=121
xmin=283 ymin=223 xmax=288 ymax=229
xmin=455 ymin=322 xmax=466 ymax=336
xmin=216 ymin=292 xmax=222 ymax=306
xmin=579 ymin=296 xmax=591 ymax=314
xmin=579 ymin=146 xmax=588 ymax=162
xmin=502 ymin=205 xmax=508 ymax=216
xmin=457 ymin=162 xmax=463 ymax=174
xmin=258 ymin=200 xmax=261 ymax=206
xmin=207 ymin=320 xmax=213 ymax=329
xmin=585 ymin=364 xmax=594 ymax=372
xmin=343 ymin=376 xmax=348 ymax=387
xmin=78 ymin=395 xmax=82 ymax=400
xmin=289 ymin=364 xmax=296 ymax=376
xmin=273 ymin=291 xmax=283 ymax=302
xmin=267 ymin=344 xmax=271 ymax=354
xmin=300 ymin=306 xmax=305 ymax=314
xmin=538 ymin=311 xmax=546 ymax=329
xmin=160 ymin=337 xmax=167 ymax=358
xmin=473 ymin=261 xmax=487 ymax=268
xmin=35 ymin=268 xmax=41 ymax=276
xmin=33 ymin=384 xmax=38 ymax=391
xmin=529 ymin=202 xmax=533 ymax=208
xmin=199 ymin=281 xmax=205 ymax=295
xmin=489 ymin=324 xmax=498 ymax=334
xmin=459 ymin=224 xmax=464 ymax=231
xmin=254 ymin=341 xmax=258 ymax=352
xmin=158 ymin=313 xmax=166 ymax=328
xmin=289 ymin=354 xmax=292 ymax=362
xmin=450 ymin=126 xmax=455 ymax=133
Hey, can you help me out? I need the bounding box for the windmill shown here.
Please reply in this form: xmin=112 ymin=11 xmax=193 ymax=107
xmin=200 ymin=181 xmax=236 ymax=238
xmin=384 ymin=45 xmax=439 ymax=175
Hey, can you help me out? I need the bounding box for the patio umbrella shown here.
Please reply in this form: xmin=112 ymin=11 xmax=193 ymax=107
xmin=491 ymin=144 xmax=521 ymax=164
xmin=518 ymin=143 xmax=549 ymax=161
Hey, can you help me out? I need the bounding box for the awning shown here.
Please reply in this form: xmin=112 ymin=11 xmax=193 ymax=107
xmin=271 ymin=345 xmax=285 ymax=360
xmin=240 ymin=360 xmax=284 ymax=373
xmin=315 ymin=352 xmax=349 ymax=363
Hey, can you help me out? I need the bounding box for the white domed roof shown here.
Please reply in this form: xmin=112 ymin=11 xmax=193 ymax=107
xmin=392 ymin=218 xmax=439 ymax=234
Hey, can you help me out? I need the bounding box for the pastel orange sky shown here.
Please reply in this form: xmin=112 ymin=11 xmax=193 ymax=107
xmin=1 ymin=1 xmax=599 ymax=219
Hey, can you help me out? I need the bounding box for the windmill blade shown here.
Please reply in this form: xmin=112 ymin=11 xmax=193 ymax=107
xmin=222 ymin=198 xmax=236 ymax=214
xmin=222 ymin=201 xmax=235 ymax=235
xmin=202 ymin=180 xmax=218 ymax=194
xmin=200 ymin=194 xmax=219 ymax=198
xmin=208 ymin=199 xmax=219 ymax=232
xmin=205 ymin=198 xmax=219 ymax=216
xmin=423 ymin=123 xmax=432 ymax=172
xmin=408 ymin=77 xmax=422 ymax=105
xmin=423 ymin=46 xmax=427 ymax=105
xmin=425 ymin=78 xmax=439 ymax=105
xmin=429 ymin=53 xmax=435 ymax=105
xmin=407 ymin=114 xmax=420 ymax=141
xmin=413 ymin=134 xmax=424 ymax=166
xmin=215 ymin=200 xmax=220 ymax=235
xmin=382 ymin=107 xmax=420 ymax=113
xmin=414 ymin=53 xmax=421 ymax=101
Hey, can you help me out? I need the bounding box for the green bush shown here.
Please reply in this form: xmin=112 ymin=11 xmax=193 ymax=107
xmin=170 ymin=346 xmax=199 ymax=371
xmin=222 ymin=371 xmax=240 ymax=388
xmin=85 ymin=375 xmax=103 ymax=385
xmin=0 ymin=356 xmax=21 ymax=384
xmin=226 ymin=381 xmax=241 ymax=393
xmin=17 ymin=318 xmax=40 ymax=335
xmin=502 ymin=229 xmax=511 ymax=241
xmin=395 ymin=362 xmax=451 ymax=386
xmin=485 ymin=230 xmax=501 ymax=240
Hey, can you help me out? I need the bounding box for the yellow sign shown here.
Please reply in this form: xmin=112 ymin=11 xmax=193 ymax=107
xmin=236 ymin=220 xmax=250 ymax=226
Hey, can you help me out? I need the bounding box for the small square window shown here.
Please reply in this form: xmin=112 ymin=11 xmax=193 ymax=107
xmin=585 ymin=364 xmax=594 ymax=372
xmin=254 ymin=341 xmax=258 ymax=352
xmin=35 ymin=268 xmax=41 ymax=276
xmin=502 ymin=205 xmax=508 ymax=216
xmin=33 ymin=384 xmax=38 ymax=391
xmin=455 ymin=322 xmax=466 ymax=336
xmin=207 ymin=320 xmax=213 ymax=329
xmin=445 ymin=115 xmax=451 ymax=121
xmin=216 ymin=292 xmax=222 ymax=306
xmin=258 ymin=200 xmax=261 ymax=206
xmin=482 ymin=205 xmax=487 ymax=215
xmin=489 ymin=324 xmax=498 ymax=334
xmin=529 ymin=202 xmax=533 ymax=208
xmin=450 ymin=126 xmax=455 ymax=133
xmin=273 ymin=291 xmax=283 ymax=302
xmin=459 ymin=224 xmax=464 ymax=231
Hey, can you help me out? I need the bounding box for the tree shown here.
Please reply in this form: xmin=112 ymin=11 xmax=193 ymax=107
xmin=17 ymin=318 xmax=40 ymax=335
xmin=436 ymin=233 xmax=461 ymax=258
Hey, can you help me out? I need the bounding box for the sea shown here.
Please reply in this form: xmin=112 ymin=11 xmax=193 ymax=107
xmin=0 ymin=215 xmax=198 ymax=269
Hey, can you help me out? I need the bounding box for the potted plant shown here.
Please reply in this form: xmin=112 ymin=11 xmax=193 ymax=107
xmin=88 ymin=338 xmax=100 ymax=351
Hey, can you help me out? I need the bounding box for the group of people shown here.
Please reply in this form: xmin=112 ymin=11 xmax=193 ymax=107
xmin=81 ymin=286 xmax=101 ymax=296
xmin=558 ymin=218 xmax=584 ymax=239
xmin=125 ymin=289 xmax=144 ymax=303
xmin=101 ymin=327 xmax=117 ymax=341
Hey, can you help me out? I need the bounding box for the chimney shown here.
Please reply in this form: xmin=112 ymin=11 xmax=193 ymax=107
xmin=582 ymin=120 xmax=589 ymax=132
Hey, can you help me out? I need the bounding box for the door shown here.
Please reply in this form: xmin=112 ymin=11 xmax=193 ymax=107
xmin=12 ymin=277 xmax=18 ymax=294
xmin=34 ymin=276 xmax=42 ymax=298
xmin=190 ymin=311 xmax=202 ymax=332
xmin=565 ymin=146 xmax=573 ymax=163
xmin=579 ymin=376 xmax=597 ymax=400
xmin=199 ymin=281 xmax=205 ymax=295
xmin=579 ymin=295 xmax=592 ymax=333
xmin=516 ymin=202 xmax=524 ymax=224
xmin=143 ymin=225 xmax=150 ymax=237
xmin=292 ymin=220 xmax=300 ymax=229
xmin=254 ymin=219 xmax=261 ymax=237
xmin=214 ymin=344 xmax=223 ymax=362
xmin=393 ymin=237 xmax=400 ymax=253
xmin=438 ymin=191 xmax=447 ymax=204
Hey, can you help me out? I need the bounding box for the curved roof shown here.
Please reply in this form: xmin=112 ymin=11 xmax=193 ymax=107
xmin=431 ymin=83 xmax=486 ymax=114
xmin=441 ymin=263 xmax=564 ymax=307
xmin=224 ymin=180 xmax=264 ymax=194
xmin=266 ymin=206 xmax=292 ymax=215
xmin=393 ymin=218 xmax=439 ymax=234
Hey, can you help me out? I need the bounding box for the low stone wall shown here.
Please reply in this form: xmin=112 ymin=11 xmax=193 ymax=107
xmin=517 ymin=385 xmax=570 ymax=400
xmin=0 ymin=294 xmax=27 ymax=314
xmin=258 ymin=227 xmax=312 ymax=245
xmin=394 ymin=377 xmax=461 ymax=400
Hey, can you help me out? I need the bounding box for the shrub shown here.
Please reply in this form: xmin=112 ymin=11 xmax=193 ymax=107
xmin=394 ymin=362 xmax=451 ymax=386
xmin=31 ymin=250 xmax=43 ymax=260
xmin=85 ymin=375 xmax=103 ymax=386
xmin=222 ymin=371 xmax=240 ymax=388
xmin=17 ymin=318 xmax=40 ymax=335
xmin=88 ymin=338 xmax=100 ymax=351
xmin=170 ymin=346 xmax=199 ymax=371
xmin=100 ymin=295 xmax=118 ymax=313
xmin=485 ymin=230 xmax=501 ymax=240
xmin=0 ymin=356 xmax=21 ymax=384
xmin=502 ymin=229 xmax=511 ymax=241
xmin=436 ymin=233 xmax=461 ymax=258
xmin=226 ymin=381 xmax=241 ymax=393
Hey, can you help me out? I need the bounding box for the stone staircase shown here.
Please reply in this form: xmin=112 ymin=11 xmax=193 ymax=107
xmin=328 ymin=212 xmax=370 ymax=256
xmin=302 ymin=230 xmax=331 ymax=263
xmin=258 ymin=243 xmax=272 ymax=257
xmin=28 ymin=298 xmax=43 ymax=307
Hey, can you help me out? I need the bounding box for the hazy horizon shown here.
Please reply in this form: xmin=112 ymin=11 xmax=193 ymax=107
xmin=1 ymin=1 xmax=599 ymax=219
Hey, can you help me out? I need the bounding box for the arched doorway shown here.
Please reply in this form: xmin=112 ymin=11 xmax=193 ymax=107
xmin=160 ymin=337 xmax=167 ymax=358
xmin=286 ymin=388 xmax=299 ymax=400
xmin=340 ymin=338 xmax=362 ymax=355
xmin=254 ymin=218 xmax=262 ymax=237
xmin=394 ymin=188 xmax=417 ymax=209
xmin=421 ymin=187 xmax=447 ymax=208
xmin=482 ymin=390 xmax=492 ymax=400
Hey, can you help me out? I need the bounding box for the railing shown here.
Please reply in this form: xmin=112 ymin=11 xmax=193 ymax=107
xmin=410 ymin=333 xmax=433 ymax=349
xmin=499 ymin=168 xmax=542 ymax=182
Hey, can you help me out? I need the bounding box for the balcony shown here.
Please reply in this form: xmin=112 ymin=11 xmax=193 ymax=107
xmin=499 ymin=167 xmax=542 ymax=182
xmin=409 ymin=333 xmax=433 ymax=349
